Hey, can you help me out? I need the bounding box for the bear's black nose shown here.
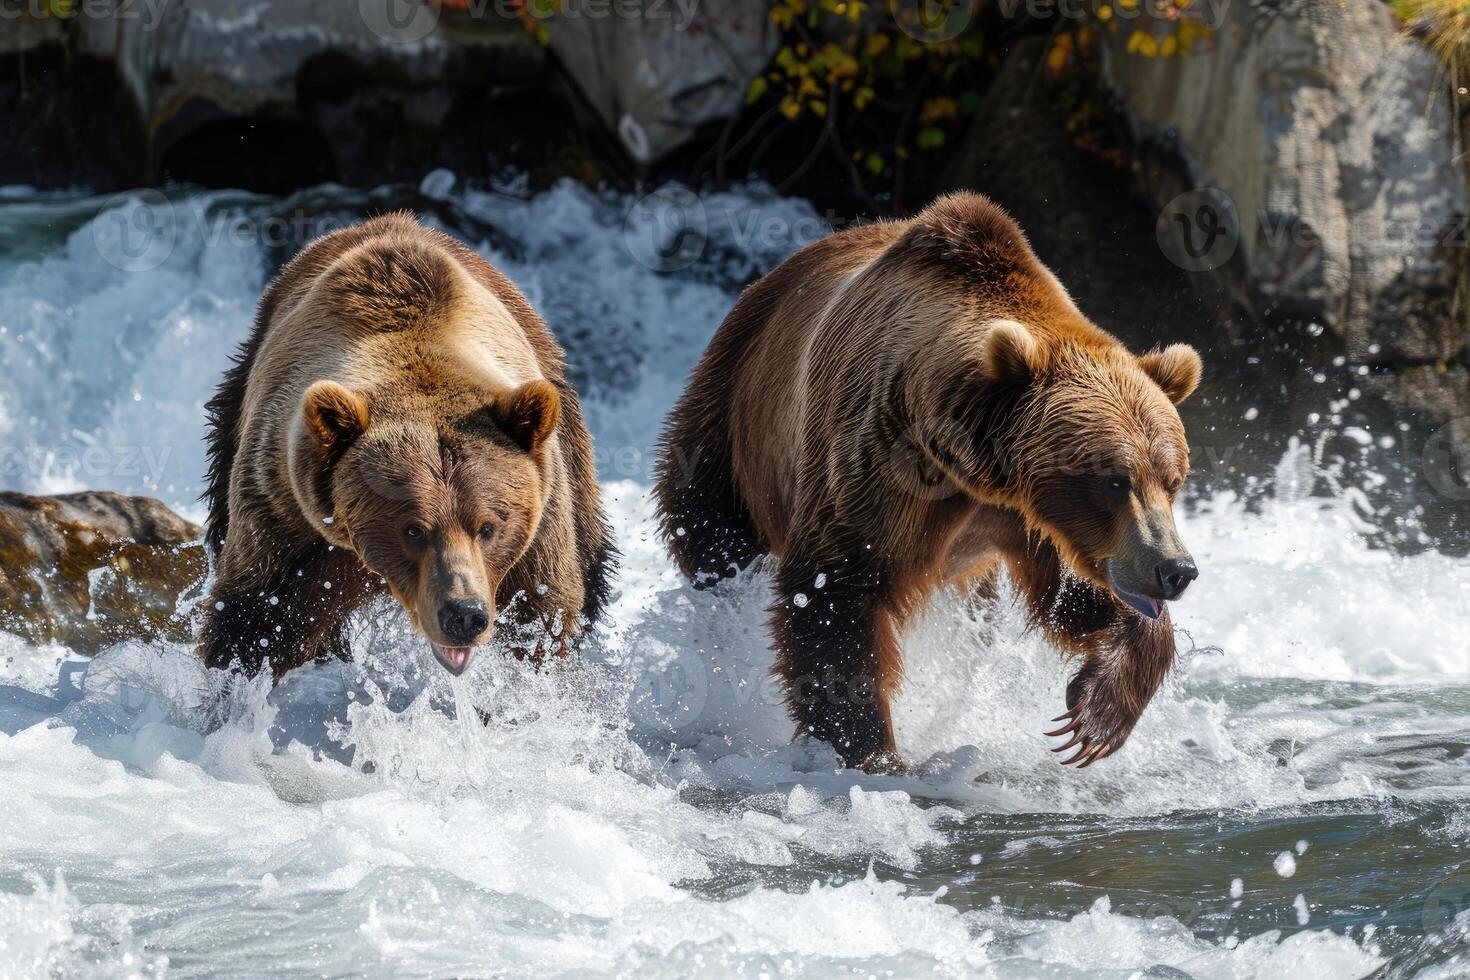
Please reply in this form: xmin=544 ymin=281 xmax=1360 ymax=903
xmin=1156 ymin=557 xmax=1198 ymax=600
xmin=438 ymin=598 xmax=490 ymax=645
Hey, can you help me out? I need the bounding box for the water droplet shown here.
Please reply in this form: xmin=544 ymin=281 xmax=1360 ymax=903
xmin=322 ymin=516 xmax=334 ymax=525
xmin=1273 ymin=851 xmax=1297 ymax=878
xmin=793 ymin=593 xmax=809 ymax=608
xmin=814 ymin=573 xmax=827 ymax=589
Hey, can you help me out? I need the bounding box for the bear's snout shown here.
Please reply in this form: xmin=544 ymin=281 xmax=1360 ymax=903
xmin=1155 ymin=557 xmax=1198 ymax=600
xmin=438 ymin=597 xmax=491 ymax=647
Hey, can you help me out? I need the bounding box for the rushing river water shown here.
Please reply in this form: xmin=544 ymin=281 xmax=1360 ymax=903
xmin=0 ymin=177 xmax=1468 ymax=978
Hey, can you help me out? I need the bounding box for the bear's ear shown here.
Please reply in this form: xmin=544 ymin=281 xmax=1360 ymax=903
xmin=495 ymin=379 xmax=561 ymax=453
xmin=981 ymin=319 xmax=1041 ymax=383
xmin=302 ymin=381 xmax=370 ymax=454
xmin=1138 ymin=344 xmax=1203 ymax=404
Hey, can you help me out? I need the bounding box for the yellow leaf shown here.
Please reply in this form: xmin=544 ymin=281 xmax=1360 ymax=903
xmin=1127 ymin=30 xmax=1158 ymax=56
xmin=1160 ymin=34 xmax=1178 ymax=55
xmin=780 ymin=96 xmax=802 ymax=120
xmin=920 ymin=97 xmax=959 ymax=124
xmin=809 ymin=99 xmax=828 ymax=117
xmin=1047 ymin=40 xmax=1069 ymax=72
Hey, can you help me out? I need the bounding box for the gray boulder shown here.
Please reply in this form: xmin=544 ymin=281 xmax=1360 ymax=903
xmin=1100 ymin=0 xmax=1469 ymax=366
xmin=57 ymin=1 xmax=547 ymax=188
xmin=546 ymin=0 xmax=778 ymax=164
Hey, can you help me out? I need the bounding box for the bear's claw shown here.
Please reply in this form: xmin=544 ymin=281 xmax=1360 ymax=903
xmin=1045 ymin=681 xmax=1132 ymax=767
xmin=1042 ymin=700 xmax=1086 ymax=738
xmin=1051 ymin=732 xmax=1085 ymax=753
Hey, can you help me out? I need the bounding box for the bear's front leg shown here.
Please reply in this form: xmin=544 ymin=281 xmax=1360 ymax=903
xmin=1006 ymin=542 xmax=1176 ymax=766
xmin=1044 ymin=600 xmax=1176 ymax=767
xmin=200 ymin=540 xmax=376 ymax=682
xmin=768 ymin=560 xmax=903 ymax=771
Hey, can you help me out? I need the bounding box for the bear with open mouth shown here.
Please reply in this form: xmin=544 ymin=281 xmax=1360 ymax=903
xmin=653 ymin=191 xmax=1202 ymax=771
xmin=198 ymin=213 xmax=614 ymax=681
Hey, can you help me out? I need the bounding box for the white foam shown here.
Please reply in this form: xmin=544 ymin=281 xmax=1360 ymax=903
xmin=0 ymin=871 xmax=164 ymax=979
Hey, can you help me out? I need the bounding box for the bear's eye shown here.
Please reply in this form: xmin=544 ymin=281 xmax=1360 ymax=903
xmin=1102 ymin=474 xmax=1131 ymax=504
xmin=477 ymin=522 xmax=496 ymax=541
xmin=1165 ymin=478 xmax=1183 ymax=496
xmin=403 ymin=523 xmax=425 ymax=542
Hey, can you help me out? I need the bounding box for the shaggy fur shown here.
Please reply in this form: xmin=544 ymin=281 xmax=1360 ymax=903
xmin=653 ymin=192 xmax=1201 ymax=770
xmin=200 ymin=213 xmax=615 ymax=679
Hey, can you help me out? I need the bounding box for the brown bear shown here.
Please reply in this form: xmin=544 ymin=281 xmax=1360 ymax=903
xmin=199 ymin=213 xmax=615 ymax=680
xmin=653 ymin=192 xmax=1201 ymax=771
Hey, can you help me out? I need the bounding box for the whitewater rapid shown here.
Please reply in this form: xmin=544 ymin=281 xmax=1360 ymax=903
xmin=0 ymin=175 xmax=1465 ymax=978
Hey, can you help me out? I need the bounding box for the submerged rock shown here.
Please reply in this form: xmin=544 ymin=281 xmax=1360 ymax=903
xmin=0 ymin=492 xmax=205 ymax=655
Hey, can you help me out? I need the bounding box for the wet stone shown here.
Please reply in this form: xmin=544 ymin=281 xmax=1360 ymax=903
xmin=0 ymin=491 xmax=205 ymax=654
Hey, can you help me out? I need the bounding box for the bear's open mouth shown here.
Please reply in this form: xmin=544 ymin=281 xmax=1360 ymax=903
xmin=1112 ymin=586 xmax=1162 ymax=620
xmin=431 ymin=642 xmax=474 ymax=676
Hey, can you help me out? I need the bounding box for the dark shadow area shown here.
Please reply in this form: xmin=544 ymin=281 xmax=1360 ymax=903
xmin=0 ymin=45 xmax=145 ymax=191
xmin=158 ymin=114 xmax=337 ymax=196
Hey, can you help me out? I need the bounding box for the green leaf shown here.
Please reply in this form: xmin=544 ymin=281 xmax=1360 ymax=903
xmin=865 ymin=152 xmax=885 ymax=176
xmin=917 ymin=126 xmax=947 ymax=149
xmin=746 ymin=76 xmax=769 ymax=105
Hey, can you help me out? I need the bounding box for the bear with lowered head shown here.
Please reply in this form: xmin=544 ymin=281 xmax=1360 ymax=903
xmin=654 ymin=192 xmax=1202 ymax=771
xmin=199 ymin=213 xmax=614 ymax=680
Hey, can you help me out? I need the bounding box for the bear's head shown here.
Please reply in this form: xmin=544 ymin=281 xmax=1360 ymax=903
xmin=300 ymin=378 xmax=560 ymax=675
xmin=982 ymin=322 xmax=1203 ymax=619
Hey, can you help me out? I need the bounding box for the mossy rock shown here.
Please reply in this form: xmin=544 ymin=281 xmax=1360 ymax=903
xmin=0 ymin=492 xmax=206 ymax=655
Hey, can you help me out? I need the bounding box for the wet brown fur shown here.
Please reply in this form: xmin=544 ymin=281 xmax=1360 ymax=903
xmin=653 ymin=192 xmax=1200 ymax=770
xmin=200 ymin=213 xmax=615 ymax=680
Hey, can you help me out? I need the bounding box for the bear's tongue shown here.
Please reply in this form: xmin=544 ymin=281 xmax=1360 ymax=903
xmin=431 ymin=643 xmax=474 ymax=676
xmin=1113 ymin=588 xmax=1162 ymax=620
